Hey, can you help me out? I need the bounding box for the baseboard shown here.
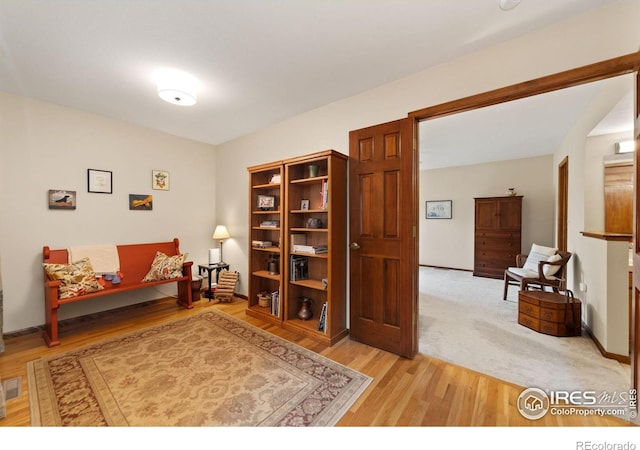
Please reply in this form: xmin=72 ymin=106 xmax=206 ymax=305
xmin=583 ymin=322 xmax=630 ymax=365
xmin=420 ymin=264 xmax=473 ymax=272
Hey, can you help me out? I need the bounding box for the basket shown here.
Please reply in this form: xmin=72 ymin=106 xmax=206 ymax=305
xmin=258 ymin=292 xmax=271 ymax=308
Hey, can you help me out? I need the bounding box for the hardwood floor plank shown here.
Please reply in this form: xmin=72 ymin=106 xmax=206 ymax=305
xmin=0 ymin=297 xmax=634 ymax=429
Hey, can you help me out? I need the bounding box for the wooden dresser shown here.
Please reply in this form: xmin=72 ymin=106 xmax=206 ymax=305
xmin=473 ymin=196 xmax=522 ymax=279
xmin=518 ymin=290 xmax=582 ymax=337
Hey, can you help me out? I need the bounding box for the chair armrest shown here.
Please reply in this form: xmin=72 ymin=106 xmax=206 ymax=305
xmin=516 ymin=254 xmax=527 ymax=267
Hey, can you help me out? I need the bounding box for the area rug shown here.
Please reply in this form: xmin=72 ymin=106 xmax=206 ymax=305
xmin=27 ymin=309 xmax=372 ymax=426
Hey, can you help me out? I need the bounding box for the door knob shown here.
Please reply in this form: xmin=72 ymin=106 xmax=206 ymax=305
xmin=350 ymin=242 xmax=360 ymax=250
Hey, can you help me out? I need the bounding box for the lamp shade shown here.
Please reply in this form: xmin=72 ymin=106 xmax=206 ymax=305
xmin=213 ymin=225 xmax=230 ymax=240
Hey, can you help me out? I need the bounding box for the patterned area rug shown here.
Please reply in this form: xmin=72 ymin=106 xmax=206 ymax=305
xmin=27 ymin=309 xmax=371 ymax=426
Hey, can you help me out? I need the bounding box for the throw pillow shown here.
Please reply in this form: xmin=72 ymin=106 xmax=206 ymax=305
xmin=43 ymin=257 xmax=104 ymax=299
xmin=142 ymin=251 xmax=186 ymax=282
xmin=522 ymin=244 xmax=558 ymax=273
xmin=543 ymin=253 xmax=563 ymax=277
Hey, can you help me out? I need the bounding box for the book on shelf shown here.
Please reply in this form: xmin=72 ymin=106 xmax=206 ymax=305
xmin=293 ymin=244 xmax=327 ymax=254
xmin=289 ymin=255 xmax=309 ymax=281
xmin=252 ymin=240 xmax=273 ymax=248
xmin=317 ymin=303 xmax=327 ymax=332
xmin=320 ymin=179 xmax=328 ymax=210
xmin=260 ymin=220 xmax=280 ymax=228
xmin=270 ymin=289 xmax=280 ymax=317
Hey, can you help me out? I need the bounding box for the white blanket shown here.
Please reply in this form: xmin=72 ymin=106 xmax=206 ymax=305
xmin=68 ymin=244 xmax=120 ymax=274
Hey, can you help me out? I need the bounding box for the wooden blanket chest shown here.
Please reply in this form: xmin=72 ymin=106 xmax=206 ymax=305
xmin=518 ymin=290 xmax=581 ymax=337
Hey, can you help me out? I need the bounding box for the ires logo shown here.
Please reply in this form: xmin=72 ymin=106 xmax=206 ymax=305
xmin=517 ymin=388 xmax=636 ymax=420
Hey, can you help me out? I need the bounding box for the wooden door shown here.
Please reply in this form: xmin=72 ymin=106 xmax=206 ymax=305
xmin=557 ymin=157 xmax=569 ymax=252
xmin=348 ymin=118 xmax=418 ymax=358
xmin=632 ymin=70 xmax=640 ymax=399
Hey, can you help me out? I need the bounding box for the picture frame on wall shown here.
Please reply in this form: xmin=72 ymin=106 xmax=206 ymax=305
xmin=48 ymin=190 xmax=76 ymax=210
xmin=426 ymin=200 xmax=452 ymax=219
xmin=87 ymin=169 xmax=112 ymax=194
xmin=152 ymin=170 xmax=170 ymax=190
xmin=129 ymin=194 xmax=153 ymax=210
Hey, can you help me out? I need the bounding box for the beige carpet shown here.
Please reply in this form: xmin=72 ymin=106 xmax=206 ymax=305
xmin=27 ymin=309 xmax=371 ymax=426
xmin=418 ymin=266 xmax=631 ymax=396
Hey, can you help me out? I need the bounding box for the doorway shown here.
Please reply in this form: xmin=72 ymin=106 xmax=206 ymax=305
xmin=409 ymin=53 xmax=639 ymax=394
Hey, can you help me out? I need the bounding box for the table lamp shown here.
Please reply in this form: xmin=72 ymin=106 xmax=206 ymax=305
xmin=212 ymin=225 xmax=230 ymax=264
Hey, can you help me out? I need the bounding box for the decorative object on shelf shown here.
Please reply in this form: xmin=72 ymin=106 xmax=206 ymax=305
xmin=308 ymin=164 xmax=318 ymax=178
xmin=258 ymin=291 xmax=271 ymax=308
xmin=506 ymin=187 xmax=517 ymax=196
xmin=426 ymin=200 xmax=452 ymax=219
xmin=87 ymin=169 xmax=112 ymax=194
xmin=152 ymin=170 xmax=170 ymax=190
xmin=48 ymin=190 xmax=76 ymax=210
xmin=212 ymin=225 xmax=231 ymax=264
xmin=129 ymin=194 xmax=153 ymax=210
xmin=300 ymin=199 xmax=310 ymax=210
xmin=269 ymin=174 xmax=281 ymax=184
xmin=298 ymin=297 xmax=313 ymax=320
xmin=267 ymin=253 xmax=280 ymax=275
xmin=257 ymin=194 xmax=276 ymax=210
xmin=306 ymin=218 xmax=322 ymax=228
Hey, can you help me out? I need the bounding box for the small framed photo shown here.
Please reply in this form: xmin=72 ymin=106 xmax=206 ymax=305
xmin=426 ymin=200 xmax=452 ymax=219
xmin=300 ymin=199 xmax=310 ymax=210
xmin=257 ymin=194 xmax=276 ymax=211
xmin=88 ymin=169 xmax=112 ymax=194
xmin=152 ymin=170 xmax=169 ymax=190
xmin=129 ymin=194 xmax=153 ymax=210
xmin=48 ymin=190 xmax=76 ymax=210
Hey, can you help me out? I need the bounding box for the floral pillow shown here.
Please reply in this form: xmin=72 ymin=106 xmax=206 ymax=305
xmin=43 ymin=257 xmax=104 ymax=299
xmin=142 ymin=251 xmax=186 ymax=282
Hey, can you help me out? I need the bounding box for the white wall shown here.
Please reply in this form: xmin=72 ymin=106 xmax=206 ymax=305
xmin=0 ymin=93 xmax=217 ymax=333
xmin=216 ymin=1 xmax=640 ymax=298
xmin=420 ymin=155 xmax=555 ymax=269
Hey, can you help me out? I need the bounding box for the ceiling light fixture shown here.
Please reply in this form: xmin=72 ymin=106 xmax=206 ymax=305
xmin=154 ymin=69 xmax=198 ymax=106
xmin=499 ymin=0 xmax=521 ymax=11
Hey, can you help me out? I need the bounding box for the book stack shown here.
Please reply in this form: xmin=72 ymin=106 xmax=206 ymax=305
xmin=293 ymin=244 xmax=327 ymax=254
xmin=260 ymin=220 xmax=279 ymax=228
xmin=317 ymin=303 xmax=327 ymax=332
xmin=290 ymin=255 xmax=309 ymax=281
xmin=252 ymin=240 xmax=273 ymax=248
xmin=270 ymin=289 xmax=280 ymax=317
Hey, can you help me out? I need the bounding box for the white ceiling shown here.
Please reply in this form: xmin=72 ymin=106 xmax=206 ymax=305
xmin=0 ymin=0 xmax=631 ymax=162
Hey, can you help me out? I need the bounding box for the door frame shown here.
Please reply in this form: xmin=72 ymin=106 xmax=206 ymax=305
xmin=407 ymin=51 xmax=640 ymax=389
xmin=558 ymin=156 xmax=569 ymax=252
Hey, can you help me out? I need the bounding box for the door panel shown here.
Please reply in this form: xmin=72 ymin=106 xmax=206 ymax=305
xmin=349 ymin=118 xmax=417 ymax=358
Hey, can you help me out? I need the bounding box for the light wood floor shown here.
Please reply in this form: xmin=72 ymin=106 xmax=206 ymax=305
xmin=0 ymin=296 xmax=633 ymax=427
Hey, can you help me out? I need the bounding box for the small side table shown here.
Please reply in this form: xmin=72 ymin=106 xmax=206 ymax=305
xmin=198 ymin=263 xmax=230 ymax=300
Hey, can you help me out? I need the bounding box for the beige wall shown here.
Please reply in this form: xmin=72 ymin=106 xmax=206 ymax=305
xmin=217 ymin=1 xmax=640 ymax=299
xmin=0 ymin=93 xmax=217 ymax=333
xmin=419 ymin=155 xmax=555 ymax=270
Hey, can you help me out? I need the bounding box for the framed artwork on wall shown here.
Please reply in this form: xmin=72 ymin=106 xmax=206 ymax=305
xmin=426 ymin=200 xmax=452 ymax=219
xmin=152 ymin=170 xmax=169 ymax=190
xmin=129 ymin=194 xmax=153 ymax=210
xmin=87 ymin=169 xmax=112 ymax=194
xmin=48 ymin=190 xmax=76 ymax=210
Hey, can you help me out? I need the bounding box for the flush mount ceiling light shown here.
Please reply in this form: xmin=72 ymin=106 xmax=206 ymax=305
xmin=499 ymin=0 xmax=521 ymax=11
xmin=154 ymin=69 xmax=197 ymax=106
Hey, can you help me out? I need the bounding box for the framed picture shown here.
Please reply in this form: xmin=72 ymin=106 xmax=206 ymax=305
xmin=87 ymin=169 xmax=112 ymax=194
xmin=152 ymin=170 xmax=170 ymax=190
xmin=426 ymin=200 xmax=452 ymax=219
xmin=257 ymin=194 xmax=276 ymax=210
xmin=48 ymin=190 xmax=76 ymax=210
xmin=129 ymin=194 xmax=153 ymax=210
xmin=300 ymin=199 xmax=310 ymax=210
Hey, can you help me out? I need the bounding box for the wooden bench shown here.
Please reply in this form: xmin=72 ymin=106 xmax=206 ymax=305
xmin=42 ymin=238 xmax=193 ymax=347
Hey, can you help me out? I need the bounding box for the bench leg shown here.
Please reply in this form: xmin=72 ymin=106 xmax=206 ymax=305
xmin=43 ymin=305 xmax=60 ymax=347
xmin=177 ymin=279 xmax=193 ymax=309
